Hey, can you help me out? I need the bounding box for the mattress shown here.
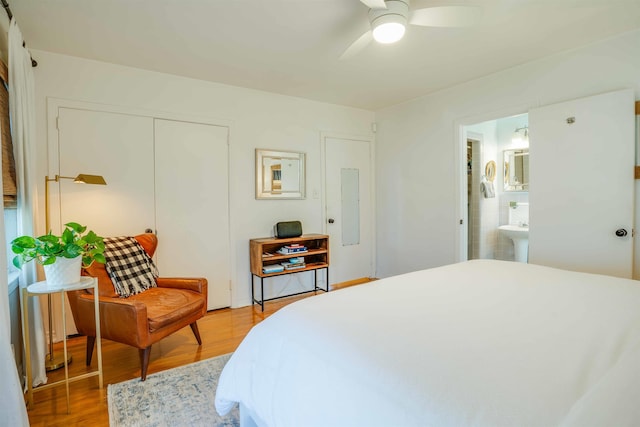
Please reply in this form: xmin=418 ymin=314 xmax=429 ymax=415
xmin=215 ymin=260 xmax=640 ymax=426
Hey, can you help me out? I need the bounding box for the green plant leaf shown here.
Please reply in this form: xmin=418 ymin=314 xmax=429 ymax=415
xmin=42 ymin=256 xmax=56 ymax=265
xmin=61 ymin=228 xmax=75 ymax=244
xmin=12 ymin=256 xmax=23 ymax=269
xmin=84 ymin=231 xmax=99 ymax=243
xmin=10 ymin=222 xmax=105 ymax=269
xmin=11 ymin=245 xmax=25 ymax=254
xmin=38 ymin=234 xmax=59 ymax=244
xmin=11 ymin=235 xmax=36 ymax=248
xmin=64 ymin=244 xmax=83 ymax=258
xmin=65 ymin=222 xmax=86 ymax=234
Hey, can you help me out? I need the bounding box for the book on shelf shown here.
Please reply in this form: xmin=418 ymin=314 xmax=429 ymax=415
xmin=284 ymin=244 xmax=307 ymax=250
xmin=287 ymin=256 xmax=304 ymax=264
xmin=277 ymin=246 xmax=308 ymax=254
xmin=262 ymin=265 xmax=284 ymax=274
xmin=282 ymin=262 xmax=306 ymax=270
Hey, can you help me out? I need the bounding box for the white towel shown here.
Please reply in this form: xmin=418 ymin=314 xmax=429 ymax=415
xmin=481 ymin=180 xmax=495 ymax=198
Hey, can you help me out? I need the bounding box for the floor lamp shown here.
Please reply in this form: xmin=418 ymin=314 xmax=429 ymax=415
xmin=43 ymin=173 xmax=107 ymax=371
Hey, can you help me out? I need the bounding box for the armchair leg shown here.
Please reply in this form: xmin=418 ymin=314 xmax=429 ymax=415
xmin=189 ymin=322 xmax=202 ymax=345
xmin=139 ymin=346 xmax=152 ymax=381
xmin=86 ymin=336 xmax=96 ymax=366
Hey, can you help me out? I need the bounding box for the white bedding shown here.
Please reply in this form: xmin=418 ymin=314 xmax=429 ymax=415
xmin=215 ymin=260 xmax=640 ymax=426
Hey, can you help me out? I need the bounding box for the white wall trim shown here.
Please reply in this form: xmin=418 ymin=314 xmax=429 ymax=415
xmin=47 ymin=97 xmax=235 ymax=128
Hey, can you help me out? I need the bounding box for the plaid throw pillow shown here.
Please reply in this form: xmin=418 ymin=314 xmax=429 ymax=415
xmin=103 ymin=236 xmax=158 ymax=298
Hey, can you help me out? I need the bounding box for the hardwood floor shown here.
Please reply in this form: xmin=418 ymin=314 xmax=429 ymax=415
xmin=26 ymin=280 xmax=369 ymax=426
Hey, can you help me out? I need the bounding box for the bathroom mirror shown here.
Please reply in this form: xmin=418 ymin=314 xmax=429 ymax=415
xmin=256 ymin=149 xmax=306 ymax=199
xmin=503 ymin=149 xmax=529 ymax=191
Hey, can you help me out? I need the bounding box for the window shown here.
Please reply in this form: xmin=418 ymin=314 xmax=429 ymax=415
xmin=0 ymin=61 xmax=19 ymax=281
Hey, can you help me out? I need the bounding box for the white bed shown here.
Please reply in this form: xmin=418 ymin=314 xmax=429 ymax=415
xmin=215 ymin=260 xmax=640 ymax=426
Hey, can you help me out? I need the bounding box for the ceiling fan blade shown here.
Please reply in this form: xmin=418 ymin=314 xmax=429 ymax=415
xmin=409 ymin=6 xmax=482 ymax=27
xmin=359 ymin=0 xmax=387 ymax=9
xmin=340 ymin=30 xmax=373 ymax=60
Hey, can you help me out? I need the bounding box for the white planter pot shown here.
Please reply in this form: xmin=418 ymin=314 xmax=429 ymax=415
xmin=43 ymin=256 xmax=82 ymax=287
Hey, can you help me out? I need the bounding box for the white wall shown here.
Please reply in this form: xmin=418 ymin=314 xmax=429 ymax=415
xmin=375 ymin=29 xmax=640 ymax=279
xmin=31 ymin=50 xmax=374 ymax=307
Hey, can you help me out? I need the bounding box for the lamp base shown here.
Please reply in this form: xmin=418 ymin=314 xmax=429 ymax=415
xmin=45 ymin=353 xmax=72 ymax=372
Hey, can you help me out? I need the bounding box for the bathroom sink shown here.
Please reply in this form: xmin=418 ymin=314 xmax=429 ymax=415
xmin=497 ymin=225 xmax=529 ymax=239
xmin=498 ymin=225 xmax=529 ymax=262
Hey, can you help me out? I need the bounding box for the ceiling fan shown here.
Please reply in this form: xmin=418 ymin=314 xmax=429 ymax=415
xmin=341 ymin=0 xmax=482 ymax=59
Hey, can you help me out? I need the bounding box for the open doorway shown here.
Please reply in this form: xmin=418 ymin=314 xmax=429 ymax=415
xmin=467 ymin=135 xmax=481 ymax=259
xmin=461 ymin=113 xmax=529 ymax=261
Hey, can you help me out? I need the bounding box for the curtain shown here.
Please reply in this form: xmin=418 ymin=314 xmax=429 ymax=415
xmin=0 ymin=19 xmax=29 ymax=425
xmin=0 ymin=228 xmax=27 ymax=424
xmin=9 ymin=18 xmax=47 ymax=388
xmin=0 ymin=60 xmax=16 ymax=208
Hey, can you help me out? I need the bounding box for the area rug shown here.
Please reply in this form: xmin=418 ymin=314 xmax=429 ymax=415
xmin=108 ymin=353 xmax=239 ymax=427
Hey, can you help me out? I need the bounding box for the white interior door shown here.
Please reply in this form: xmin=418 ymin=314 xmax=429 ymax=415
xmin=56 ymin=107 xmax=156 ymax=236
xmin=325 ymin=136 xmax=374 ymax=285
xmin=529 ymin=89 xmax=635 ymax=278
xmin=154 ymin=119 xmax=231 ymax=310
xmin=54 ymin=107 xmax=155 ymax=338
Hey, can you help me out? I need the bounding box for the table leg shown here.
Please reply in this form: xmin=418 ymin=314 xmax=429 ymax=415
xmin=21 ymin=287 xmax=33 ymax=409
xmin=61 ymin=291 xmax=70 ymax=414
xmin=261 ymin=277 xmax=265 ymax=312
xmin=93 ymin=278 xmax=103 ymax=389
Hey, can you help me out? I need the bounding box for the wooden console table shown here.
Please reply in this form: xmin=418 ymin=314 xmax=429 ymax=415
xmin=250 ymin=234 xmax=329 ymax=311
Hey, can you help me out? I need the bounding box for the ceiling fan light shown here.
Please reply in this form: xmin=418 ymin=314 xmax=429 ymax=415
xmin=372 ymin=22 xmax=406 ymax=44
xmin=369 ymin=1 xmax=409 ymax=44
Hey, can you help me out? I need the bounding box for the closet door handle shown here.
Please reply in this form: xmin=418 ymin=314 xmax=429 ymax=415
xmin=615 ymin=228 xmax=628 ymax=237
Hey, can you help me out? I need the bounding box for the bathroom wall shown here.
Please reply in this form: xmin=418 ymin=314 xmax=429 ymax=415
xmin=496 ymin=114 xmax=529 ymax=260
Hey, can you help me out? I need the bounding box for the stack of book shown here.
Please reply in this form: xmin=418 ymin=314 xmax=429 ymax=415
xmin=262 ymin=264 xmax=284 ymax=274
xmin=277 ymin=244 xmax=308 ymax=255
xmin=281 ymin=259 xmax=306 ymax=270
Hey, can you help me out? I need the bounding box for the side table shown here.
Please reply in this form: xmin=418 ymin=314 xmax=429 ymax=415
xmin=21 ymin=276 xmax=103 ymax=413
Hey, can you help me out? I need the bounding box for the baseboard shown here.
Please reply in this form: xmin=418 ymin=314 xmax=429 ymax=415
xmin=331 ymin=277 xmax=376 ymax=290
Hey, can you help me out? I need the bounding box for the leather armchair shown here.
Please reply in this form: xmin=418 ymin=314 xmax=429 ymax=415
xmin=67 ymin=233 xmax=207 ymax=380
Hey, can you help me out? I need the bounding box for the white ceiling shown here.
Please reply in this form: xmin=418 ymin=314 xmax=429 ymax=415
xmin=10 ymin=0 xmax=640 ymax=110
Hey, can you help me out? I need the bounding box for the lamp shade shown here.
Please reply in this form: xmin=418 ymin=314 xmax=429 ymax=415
xmin=74 ymin=174 xmax=107 ymax=185
xmin=511 ymin=127 xmax=529 ymax=147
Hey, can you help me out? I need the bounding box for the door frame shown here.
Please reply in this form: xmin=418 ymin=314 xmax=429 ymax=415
xmin=454 ymin=104 xmax=531 ymax=262
xmin=46 ymin=97 xmax=236 ymax=304
xmin=320 ymin=131 xmax=377 ymax=280
xmin=466 ymin=132 xmax=483 ymax=261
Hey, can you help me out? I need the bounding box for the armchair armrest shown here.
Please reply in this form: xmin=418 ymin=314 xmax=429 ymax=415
xmin=156 ymin=277 xmax=207 ymax=295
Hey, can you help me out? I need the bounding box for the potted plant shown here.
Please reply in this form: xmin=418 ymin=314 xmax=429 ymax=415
xmin=11 ymin=222 xmax=106 ymax=286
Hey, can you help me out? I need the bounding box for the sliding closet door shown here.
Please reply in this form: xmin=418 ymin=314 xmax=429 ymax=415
xmin=56 ymin=107 xmax=155 ymax=237
xmin=54 ymin=107 xmax=155 ymax=338
xmin=154 ymin=119 xmax=231 ymax=310
xmin=529 ymin=89 xmax=635 ymax=278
